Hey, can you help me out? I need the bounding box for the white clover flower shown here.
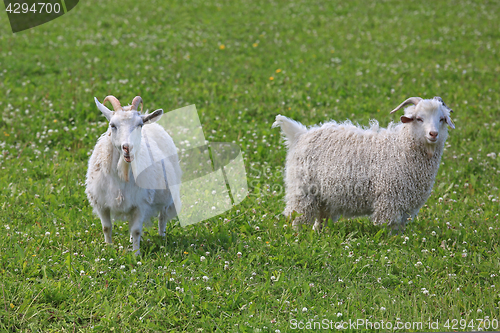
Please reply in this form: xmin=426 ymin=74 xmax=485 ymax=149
xmin=131 ymin=269 xmax=136 ymax=274
xmin=200 ymin=256 xmax=206 ymax=262
xmin=431 ymin=231 xmax=436 ymax=236
xmin=169 ymin=278 xmax=174 ymax=282
xmin=415 ymin=261 xmax=423 ymax=267
xmin=271 ymin=276 xmax=276 ymax=281
xmin=380 ymin=307 xmax=386 ymax=311
xmin=206 ymin=286 xmax=212 ymax=291
xmin=302 ymin=307 xmax=308 ymax=312
xmin=137 ymin=261 xmax=142 ymax=266
xmin=45 ymin=232 xmax=50 ymax=236
xmin=237 ymin=252 xmax=242 ymax=258
xmin=309 ymin=283 xmax=314 ymax=287
xmin=203 ymin=276 xmax=209 ymax=282
xmin=337 ymin=312 xmax=342 ymax=317
xmin=462 ymin=253 xmax=467 ymax=258
xmin=422 ymin=238 xmax=426 ymax=242
xmin=120 ymin=265 xmax=125 ymax=269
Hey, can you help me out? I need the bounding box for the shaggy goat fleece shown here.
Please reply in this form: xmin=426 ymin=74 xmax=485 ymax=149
xmin=273 ymin=98 xmax=452 ymax=232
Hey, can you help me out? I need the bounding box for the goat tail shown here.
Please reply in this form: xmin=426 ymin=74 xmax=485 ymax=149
xmin=272 ymin=114 xmax=307 ymax=147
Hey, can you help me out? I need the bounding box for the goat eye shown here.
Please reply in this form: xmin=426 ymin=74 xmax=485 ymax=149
xmin=110 ymin=124 xmax=116 ymax=129
xmin=440 ymin=118 xmax=445 ymax=122
xmin=416 ymin=117 xmax=423 ymax=122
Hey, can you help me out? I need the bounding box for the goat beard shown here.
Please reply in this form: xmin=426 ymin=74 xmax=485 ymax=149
xmin=117 ymin=155 xmax=131 ymax=182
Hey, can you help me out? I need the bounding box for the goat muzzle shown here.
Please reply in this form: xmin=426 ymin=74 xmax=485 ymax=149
xmin=122 ymin=144 xmax=133 ymax=162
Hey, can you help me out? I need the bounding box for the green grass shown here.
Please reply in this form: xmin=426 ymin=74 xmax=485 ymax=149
xmin=1 ymin=0 xmax=500 ymax=331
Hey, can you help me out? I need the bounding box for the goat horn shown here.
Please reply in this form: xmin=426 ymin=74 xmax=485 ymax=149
xmin=390 ymin=97 xmax=423 ymax=114
xmin=130 ymin=96 xmax=143 ymax=112
xmin=433 ymin=96 xmax=453 ymax=113
xmin=103 ymin=95 xmax=122 ymax=111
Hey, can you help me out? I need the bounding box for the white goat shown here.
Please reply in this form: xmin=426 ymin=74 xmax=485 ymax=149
xmin=86 ymin=96 xmax=182 ymax=254
xmin=273 ymin=96 xmax=455 ymax=233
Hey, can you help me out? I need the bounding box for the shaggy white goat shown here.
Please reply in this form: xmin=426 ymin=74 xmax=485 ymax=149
xmin=272 ymin=96 xmax=455 ymax=233
xmin=86 ymin=96 xmax=182 ymax=254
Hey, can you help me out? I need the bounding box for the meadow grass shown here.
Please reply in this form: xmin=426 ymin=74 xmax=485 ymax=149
xmin=0 ymin=0 xmax=499 ymax=331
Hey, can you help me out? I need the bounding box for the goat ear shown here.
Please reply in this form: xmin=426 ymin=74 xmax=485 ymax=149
xmin=94 ymin=97 xmax=114 ymax=121
xmin=142 ymin=109 xmax=163 ymax=124
xmin=401 ymin=116 xmax=414 ymax=123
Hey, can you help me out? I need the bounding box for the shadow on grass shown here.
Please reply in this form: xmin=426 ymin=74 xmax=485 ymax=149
xmin=322 ymin=217 xmax=386 ymax=238
xmin=139 ymin=219 xmax=236 ymax=257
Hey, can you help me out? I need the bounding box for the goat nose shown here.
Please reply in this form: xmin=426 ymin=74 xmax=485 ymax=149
xmin=429 ymin=131 xmax=438 ymax=138
xmin=122 ymin=144 xmax=130 ymax=153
